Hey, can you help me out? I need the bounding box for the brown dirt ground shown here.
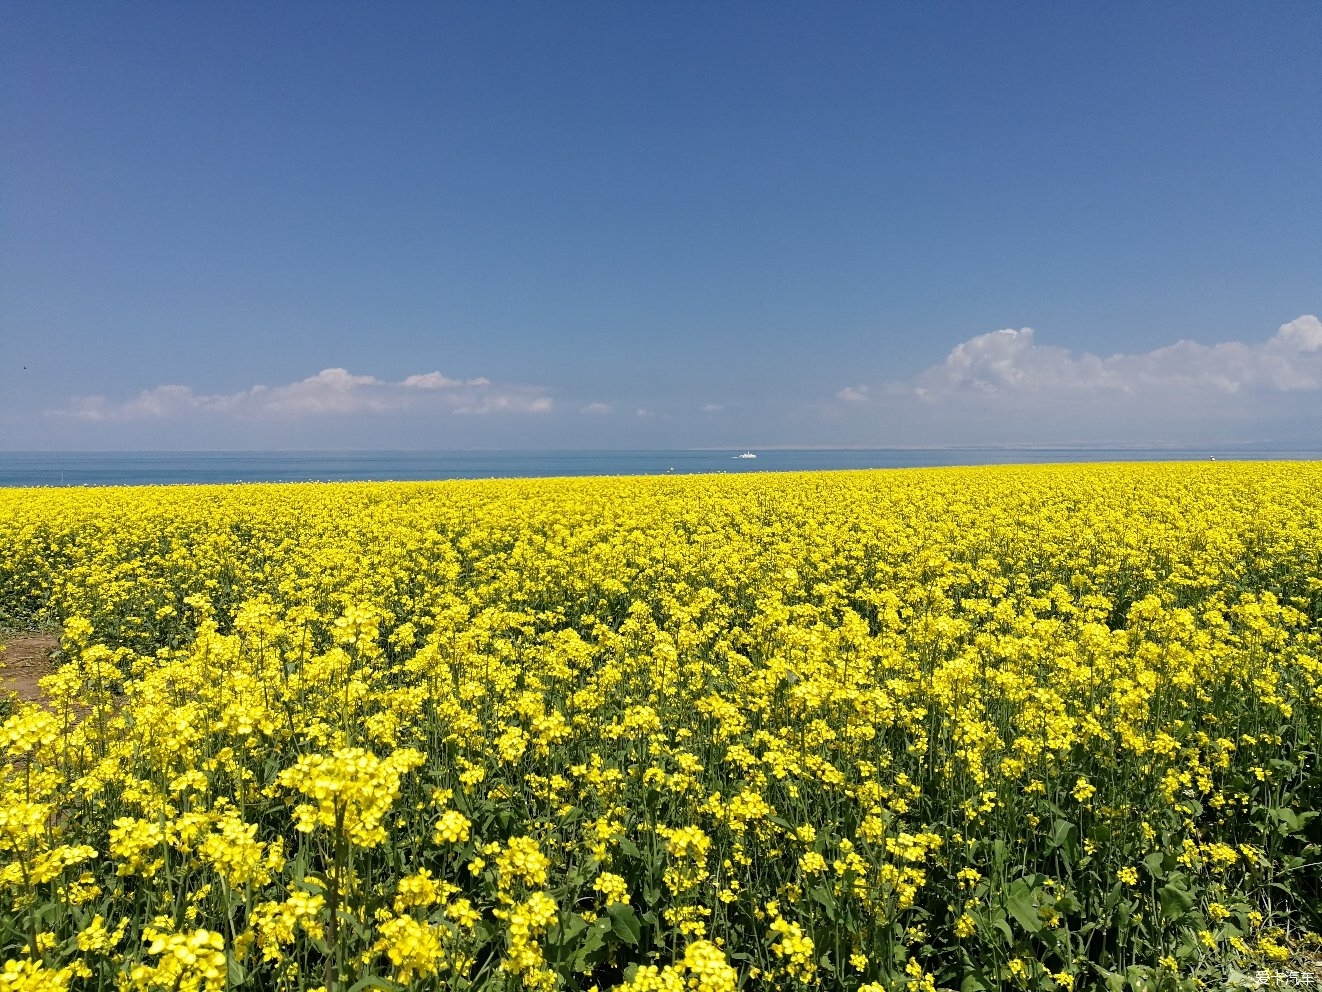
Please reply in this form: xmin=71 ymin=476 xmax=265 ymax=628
xmin=0 ymin=632 xmax=60 ymax=704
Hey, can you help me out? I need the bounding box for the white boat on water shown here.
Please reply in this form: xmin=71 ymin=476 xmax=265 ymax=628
xmin=736 ymin=451 xmax=757 ymax=459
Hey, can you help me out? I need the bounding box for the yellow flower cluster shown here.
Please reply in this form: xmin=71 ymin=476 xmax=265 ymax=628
xmin=127 ymin=929 xmax=227 ymax=992
xmin=276 ymin=746 xmax=424 ymax=848
xmin=1 ymin=462 xmax=1320 ymax=989
xmin=496 ymin=891 xmax=559 ymax=990
xmin=432 ymin=809 xmax=472 ymax=844
xmin=620 ymin=940 xmax=737 ymax=992
xmin=593 ymin=871 xmax=631 ymax=905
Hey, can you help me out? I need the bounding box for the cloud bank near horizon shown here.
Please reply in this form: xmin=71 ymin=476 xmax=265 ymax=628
xmin=29 ymin=315 xmax=1322 ymax=448
xmin=50 ymin=368 xmax=554 ymax=423
xmin=833 ymin=315 xmax=1322 ymax=443
xmin=904 ymin=315 xmax=1322 ymax=399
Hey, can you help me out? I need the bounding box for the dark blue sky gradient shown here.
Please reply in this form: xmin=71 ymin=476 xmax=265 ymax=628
xmin=3 ymin=3 xmax=1319 ymax=448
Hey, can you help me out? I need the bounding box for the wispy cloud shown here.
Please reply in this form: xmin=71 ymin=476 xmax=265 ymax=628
xmin=580 ymin=402 xmax=612 ymax=415
xmin=51 ymin=368 xmax=553 ymax=422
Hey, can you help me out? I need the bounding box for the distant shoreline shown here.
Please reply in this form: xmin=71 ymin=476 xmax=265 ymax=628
xmin=3 ymin=447 xmax=1318 ymax=489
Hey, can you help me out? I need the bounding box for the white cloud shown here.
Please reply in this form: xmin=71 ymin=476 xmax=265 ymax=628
xmin=701 ymin=403 xmax=724 ymax=413
xmin=580 ymin=402 xmax=612 ymax=415
xmin=906 ymin=315 xmax=1322 ymax=400
xmin=51 ymin=367 xmax=553 ymax=422
xmin=832 ymin=315 xmax=1322 ymax=444
xmin=401 ymin=372 xmax=490 ymax=389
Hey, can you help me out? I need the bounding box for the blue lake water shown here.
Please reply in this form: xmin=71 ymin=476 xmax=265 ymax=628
xmin=1 ymin=448 xmax=1317 ymax=488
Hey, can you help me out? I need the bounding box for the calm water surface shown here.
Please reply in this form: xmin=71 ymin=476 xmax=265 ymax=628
xmin=1 ymin=449 xmax=1316 ymax=488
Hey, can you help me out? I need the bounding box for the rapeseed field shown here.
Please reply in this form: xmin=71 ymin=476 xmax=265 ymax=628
xmin=1 ymin=463 xmax=1319 ymax=991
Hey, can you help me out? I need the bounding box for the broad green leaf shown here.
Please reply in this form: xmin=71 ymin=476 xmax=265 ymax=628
xmin=1005 ymin=879 xmax=1042 ymax=934
xmin=226 ymin=956 xmax=246 ymax=988
xmin=607 ymin=903 xmax=641 ymax=945
xmin=1050 ymin=818 xmax=1078 ymax=849
xmin=1144 ymin=852 xmax=1167 ymax=881
xmin=571 ymin=927 xmax=608 ymax=971
xmin=1158 ymin=882 xmax=1194 ymax=921
xmin=348 ymin=978 xmax=403 ymax=992
xmin=809 ymin=883 xmax=839 ymax=920
xmin=550 ymin=913 xmax=588 ymax=948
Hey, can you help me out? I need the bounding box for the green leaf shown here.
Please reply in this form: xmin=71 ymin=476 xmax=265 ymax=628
xmin=1158 ymin=882 xmax=1194 ymax=921
xmin=1144 ymin=852 xmax=1167 ymax=881
xmin=571 ymin=926 xmax=608 ymax=972
xmin=809 ymin=883 xmax=839 ymax=921
xmin=1050 ymin=818 xmax=1078 ymax=849
xmin=1116 ymin=899 xmax=1138 ymax=928
xmin=1103 ymin=883 xmax=1123 ymax=913
xmin=618 ymin=836 xmax=641 ymax=858
xmin=1273 ymin=806 xmax=1318 ymax=834
xmin=607 ymin=903 xmax=642 ymax=945
xmin=1125 ymin=964 xmax=1156 ymax=992
xmin=347 ymin=977 xmax=403 ymax=992
xmin=550 ymin=913 xmax=588 ymax=949
xmin=1050 ymin=818 xmax=1080 ymax=861
xmin=1005 ymin=878 xmax=1042 ymax=934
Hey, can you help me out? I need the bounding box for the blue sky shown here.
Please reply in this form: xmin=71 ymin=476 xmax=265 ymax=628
xmin=3 ymin=3 xmax=1320 ymax=449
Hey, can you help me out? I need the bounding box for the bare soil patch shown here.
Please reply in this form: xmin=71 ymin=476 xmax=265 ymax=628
xmin=0 ymin=633 xmax=60 ymax=704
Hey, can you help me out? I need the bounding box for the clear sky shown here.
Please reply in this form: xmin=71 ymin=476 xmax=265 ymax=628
xmin=3 ymin=2 xmax=1320 ymax=450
